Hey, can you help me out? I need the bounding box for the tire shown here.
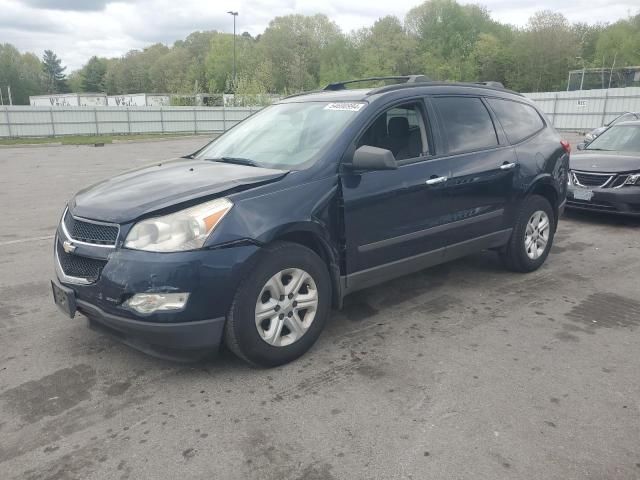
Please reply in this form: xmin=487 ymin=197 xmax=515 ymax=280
xmin=500 ymin=195 xmax=555 ymax=273
xmin=224 ymin=241 xmax=331 ymax=367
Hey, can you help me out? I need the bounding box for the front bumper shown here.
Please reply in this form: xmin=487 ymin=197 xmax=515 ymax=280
xmin=77 ymin=290 xmax=225 ymax=357
xmin=566 ymin=185 xmax=640 ymax=216
xmin=53 ymin=235 xmax=261 ymax=356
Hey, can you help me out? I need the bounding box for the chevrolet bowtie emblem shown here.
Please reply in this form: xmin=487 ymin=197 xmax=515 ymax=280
xmin=63 ymin=240 xmax=77 ymax=254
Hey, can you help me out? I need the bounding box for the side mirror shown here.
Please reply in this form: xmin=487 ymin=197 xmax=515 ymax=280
xmin=351 ymin=145 xmax=397 ymax=170
xmin=576 ymin=142 xmax=585 ymax=151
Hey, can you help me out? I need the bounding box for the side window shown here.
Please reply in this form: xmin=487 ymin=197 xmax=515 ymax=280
xmin=487 ymin=98 xmax=544 ymax=144
xmin=358 ymin=102 xmax=428 ymax=162
xmin=432 ymin=96 xmax=498 ymax=154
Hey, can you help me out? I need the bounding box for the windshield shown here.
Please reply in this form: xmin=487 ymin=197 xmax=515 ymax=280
xmin=586 ymin=125 xmax=640 ymax=153
xmin=196 ymin=101 xmax=366 ymax=169
xmin=610 ymin=112 xmax=639 ymax=126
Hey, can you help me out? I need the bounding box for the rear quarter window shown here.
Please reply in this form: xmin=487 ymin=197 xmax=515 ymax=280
xmin=432 ymin=96 xmax=498 ymax=154
xmin=488 ymin=98 xmax=545 ymax=144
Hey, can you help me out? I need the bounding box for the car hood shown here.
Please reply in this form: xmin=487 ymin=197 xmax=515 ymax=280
xmin=69 ymin=157 xmax=289 ymax=223
xmin=570 ymin=151 xmax=640 ymax=173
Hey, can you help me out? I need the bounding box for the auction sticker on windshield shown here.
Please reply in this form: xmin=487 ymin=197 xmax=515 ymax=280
xmin=324 ymin=102 xmax=366 ymax=112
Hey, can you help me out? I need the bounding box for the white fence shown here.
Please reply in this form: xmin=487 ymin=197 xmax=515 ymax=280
xmin=0 ymin=106 xmax=259 ymax=138
xmin=4 ymin=87 xmax=640 ymax=137
xmin=524 ymin=87 xmax=640 ymax=131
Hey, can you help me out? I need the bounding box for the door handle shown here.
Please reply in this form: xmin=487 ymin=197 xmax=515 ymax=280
xmin=500 ymin=162 xmax=517 ymax=170
xmin=425 ymin=176 xmax=448 ymax=185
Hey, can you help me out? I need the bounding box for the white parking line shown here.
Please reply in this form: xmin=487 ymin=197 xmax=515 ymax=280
xmin=0 ymin=235 xmax=54 ymax=246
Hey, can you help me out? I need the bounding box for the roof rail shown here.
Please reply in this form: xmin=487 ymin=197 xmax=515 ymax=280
xmin=281 ymin=89 xmax=323 ymax=100
xmin=324 ymin=75 xmax=429 ymax=91
xmin=476 ymin=81 xmax=505 ymax=88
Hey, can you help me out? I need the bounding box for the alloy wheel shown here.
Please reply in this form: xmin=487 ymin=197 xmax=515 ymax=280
xmin=524 ymin=210 xmax=550 ymax=260
xmin=254 ymin=268 xmax=319 ymax=347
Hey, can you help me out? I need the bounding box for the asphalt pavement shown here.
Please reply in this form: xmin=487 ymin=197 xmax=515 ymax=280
xmin=1 ymin=135 xmax=639 ymax=480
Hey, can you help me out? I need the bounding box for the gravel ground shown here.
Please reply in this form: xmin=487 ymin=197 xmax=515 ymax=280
xmin=1 ymin=135 xmax=639 ymax=480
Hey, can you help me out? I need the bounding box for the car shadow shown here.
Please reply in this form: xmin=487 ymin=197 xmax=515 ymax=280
xmin=562 ymin=209 xmax=640 ymax=228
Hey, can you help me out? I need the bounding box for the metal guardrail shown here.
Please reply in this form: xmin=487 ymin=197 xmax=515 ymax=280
xmin=0 ymin=106 xmax=261 ymax=138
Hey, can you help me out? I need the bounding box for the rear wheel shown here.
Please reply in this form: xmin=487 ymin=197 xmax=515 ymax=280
xmin=500 ymin=195 xmax=555 ymax=273
xmin=224 ymin=241 xmax=331 ymax=367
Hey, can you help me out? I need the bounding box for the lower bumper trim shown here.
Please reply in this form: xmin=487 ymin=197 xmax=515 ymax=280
xmin=76 ymin=300 xmax=226 ymax=358
xmin=566 ymin=201 xmax=640 ymax=217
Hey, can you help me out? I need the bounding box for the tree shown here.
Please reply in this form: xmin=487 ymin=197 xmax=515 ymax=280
xmin=0 ymin=44 xmax=44 ymax=104
xmin=506 ymin=11 xmax=579 ymax=92
xmin=4 ymin=2 xmax=639 ymax=101
xmin=66 ymin=71 xmax=83 ymax=93
xmin=81 ymin=56 xmax=107 ymax=92
xmin=42 ymin=50 xmax=67 ymax=93
xmin=406 ymin=0 xmax=499 ymax=81
xmin=354 ymin=16 xmax=417 ymax=78
xmin=259 ymin=14 xmax=343 ymax=92
xmin=472 ymin=33 xmax=510 ymax=84
xmin=594 ymin=14 xmax=640 ymax=73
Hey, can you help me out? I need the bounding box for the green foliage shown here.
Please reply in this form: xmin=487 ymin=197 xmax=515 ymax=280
xmin=505 ymin=11 xmax=580 ymax=92
xmin=0 ymin=44 xmax=44 ymax=104
xmin=355 ymin=16 xmax=418 ymax=78
xmin=81 ymin=56 xmax=108 ymax=92
xmin=225 ymin=72 xmax=273 ymax=106
xmin=2 ymin=2 xmax=640 ymax=103
xmin=259 ymin=14 xmax=344 ymax=92
xmin=595 ymin=16 xmax=640 ymax=68
xmin=42 ymin=49 xmax=68 ymax=93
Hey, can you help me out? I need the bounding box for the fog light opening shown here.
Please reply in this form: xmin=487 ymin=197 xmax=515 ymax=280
xmin=124 ymin=293 xmax=190 ymax=314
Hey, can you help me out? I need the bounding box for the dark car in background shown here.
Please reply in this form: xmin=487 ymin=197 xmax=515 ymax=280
xmin=568 ymin=121 xmax=640 ymax=216
xmin=51 ymin=76 xmax=569 ymax=367
xmin=581 ymin=112 xmax=640 ymax=146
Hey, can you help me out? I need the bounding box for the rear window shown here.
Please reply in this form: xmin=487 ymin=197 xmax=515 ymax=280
xmin=432 ymin=96 xmax=498 ymax=154
xmin=488 ymin=98 xmax=544 ymax=144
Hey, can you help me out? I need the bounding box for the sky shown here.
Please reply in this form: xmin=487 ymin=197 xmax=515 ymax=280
xmin=1 ymin=0 xmax=638 ymax=70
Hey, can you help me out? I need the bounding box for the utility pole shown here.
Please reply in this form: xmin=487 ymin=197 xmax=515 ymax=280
xmin=576 ymin=57 xmax=585 ymax=91
xmin=227 ymin=11 xmax=239 ymax=88
xmin=608 ymin=52 xmax=617 ymax=89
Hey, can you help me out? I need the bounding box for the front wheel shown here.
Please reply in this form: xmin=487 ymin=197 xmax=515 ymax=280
xmin=224 ymin=241 xmax=331 ymax=367
xmin=500 ymin=195 xmax=555 ymax=273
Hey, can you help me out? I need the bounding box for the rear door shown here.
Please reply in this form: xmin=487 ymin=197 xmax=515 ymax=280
xmin=429 ymin=95 xmax=517 ymax=247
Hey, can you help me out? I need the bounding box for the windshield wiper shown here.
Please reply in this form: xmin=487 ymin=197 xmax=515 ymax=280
xmin=207 ymin=156 xmax=261 ymax=167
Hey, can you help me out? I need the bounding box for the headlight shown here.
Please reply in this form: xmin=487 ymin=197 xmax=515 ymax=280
xmin=624 ymin=174 xmax=640 ymax=186
xmin=124 ymin=198 xmax=233 ymax=252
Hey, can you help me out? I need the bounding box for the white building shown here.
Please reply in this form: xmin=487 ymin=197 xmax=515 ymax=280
xmin=107 ymin=94 xmax=170 ymax=107
xmin=29 ymin=93 xmax=107 ymax=107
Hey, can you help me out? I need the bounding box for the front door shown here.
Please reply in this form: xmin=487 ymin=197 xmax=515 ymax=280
xmin=340 ymin=100 xmax=458 ymax=292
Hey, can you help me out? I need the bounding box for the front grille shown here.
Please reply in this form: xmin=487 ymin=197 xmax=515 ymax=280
xmin=63 ymin=210 xmax=118 ymax=245
xmin=56 ymin=240 xmax=107 ymax=282
xmin=572 ymin=171 xmax=613 ymax=188
xmin=610 ymin=175 xmax=630 ymax=188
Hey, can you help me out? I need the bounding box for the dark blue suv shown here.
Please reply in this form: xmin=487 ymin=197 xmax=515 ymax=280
xmin=51 ymin=76 xmax=569 ymax=366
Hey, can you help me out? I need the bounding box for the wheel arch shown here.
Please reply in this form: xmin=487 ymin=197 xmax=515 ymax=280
xmin=525 ymin=175 xmax=561 ymax=227
xmin=267 ymin=223 xmax=343 ymax=309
